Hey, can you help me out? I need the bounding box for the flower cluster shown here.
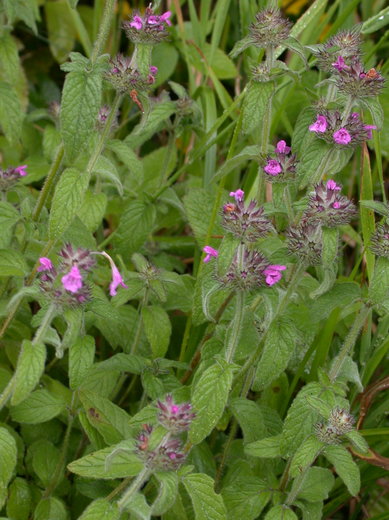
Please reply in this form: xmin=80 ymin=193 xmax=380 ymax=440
xmin=37 ymin=244 xmax=127 ymax=306
xmin=262 ymin=140 xmax=297 ymax=182
xmin=123 ymin=7 xmax=171 ymax=44
xmin=286 ymin=221 xmax=323 ymax=265
xmin=311 ymin=28 xmax=362 ymax=73
xmin=105 ymin=55 xmax=158 ymax=94
xmin=156 ymin=395 xmax=195 ymax=434
xmin=221 ymin=189 xmax=274 ymax=241
xmin=0 ymin=164 xmax=27 ymax=191
xmin=303 ymin=180 xmax=357 ymax=227
xmin=370 ymin=222 xmax=389 ymax=257
xmin=334 ymin=61 xmax=385 ymax=99
xmin=249 ymin=8 xmax=292 ymax=49
xmin=309 ymin=111 xmax=376 ymax=147
xmin=314 ymin=407 xmax=355 ymax=445
xmin=96 ymin=105 xmax=119 ymax=132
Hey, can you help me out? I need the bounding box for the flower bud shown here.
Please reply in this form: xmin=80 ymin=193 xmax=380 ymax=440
xmin=314 ymin=422 xmax=340 ymax=445
xmin=249 ymin=8 xmax=292 ymax=49
xmin=156 ymin=395 xmax=195 ymax=434
xmin=311 ymin=28 xmax=362 ymax=73
xmin=105 ymin=55 xmax=157 ymax=94
xmin=328 ymin=407 xmax=355 ymax=435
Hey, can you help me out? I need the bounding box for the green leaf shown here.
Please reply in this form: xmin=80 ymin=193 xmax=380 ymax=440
xmin=142 ymin=306 xmax=171 ymax=358
xmin=78 ymin=498 xmax=120 ymax=520
xmin=344 ymin=430 xmax=369 ymax=454
xmin=79 ymin=390 xmax=131 ymax=444
xmin=29 ymin=440 xmax=60 ymax=487
xmin=241 ymin=82 xmax=273 ymax=135
xmin=106 ymin=139 xmax=143 ymax=187
xmin=254 ymin=318 xmax=297 ymax=390
xmin=123 ymin=491 xmax=151 ymax=519
xmin=213 ymin=145 xmax=260 ymax=181
xmin=11 ymin=341 xmax=46 ymax=406
xmin=0 ymin=249 xmax=28 ymax=276
xmin=113 ymin=200 xmax=156 ymax=255
xmin=361 ymin=97 xmax=384 ymax=130
xmin=229 ymin=35 xmax=254 ymax=58
xmin=230 ymin=398 xmax=267 ymax=443
xmin=182 ymin=473 xmax=227 ymax=520
xmin=6 ymin=477 xmax=31 ymax=520
xmin=362 ymin=6 xmax=389 ymax=33
xmin=45 ymin=0 xmax=77 ymax=63
xmin=295 ymin=467 xmax=334 ymax=502
xmin=60 ymin=59 xmax=103 ymax=162
xmin=151 ymin=472 xmax=179 ymax=516
xmin=292 ymin=107 xmax=316 ymax=156
xmin=369 ymin=257 xmax=389 ymax=307
xmin=359 ymin=200 xmax=389 ymax=217
xmin=265 ymin=505 xmax=298 ymax=520
xmin=0 ymin=201 xmax=20 ymax=232
xmin=3 ymin=0 xmax=39 ymax=34
xmin=92 ymin=155 xmax=124 ymax=196
xmin=323 ymin=444 xmax=360 ymax=496
xmin=244 ymin=435 xmax=282 ymax=459
xmin=78 ymin=191 xmax=107 ymax=232
xmin=33 ymin=497 xmax=67 ymax=520
xmin=321 ymin=227 xmax=338 ymax=266
xmin=184 ymin=187 xmax=222 ymax=247
xmin=222 ymin=475 xmax=271 ymax=520
xmin=69 ymin=335 xmax=95 ymax=390
xmin=309 ymin=282 xmax=360 ymax=323
xmin=67 ymin=439 xmax=143 ymax=479
xmin=10 ymin=390 xmax=66 ymax=424
xmin=189 ymin=359 xmax=234 ymax=445
xmin=0 ymin=427 xmax=17 ymax=509
xmin=289 ymin=436 xmax=324 ymax=478
xmin=49 ymin=167 xmax=90 ymax=239
xmin=284 ymin=36 xmax=307 ymax=66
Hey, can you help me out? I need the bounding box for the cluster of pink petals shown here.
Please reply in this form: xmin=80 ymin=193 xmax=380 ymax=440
xmin=229 ymin=189 xmax=244 ymax=202
xmin=333 ymin=128 xmax=351 ymax=144
xmin=326 ymin=179 xmax=341 ymax=191
xmin=364 ymin=125 xmax=377 ymax=139
xmin=38 ymin=257 xmax=53 ymax=272
xmin=309 ymin=115 xmax=327 ymax=133
xmin=263 ymin=265 xmax=286 ymax=286
xmin=130 ymin=11 xmax=172 ymax=30
xmin=203 ymin=246 xmax=219 ymax=263
xmin=332 ymin=56 xmax=349 ymax=72
xmin=61 ymin=265 xmax=83 ymax=293
xmin=275 ymin=140 xmax=291 ymax=154
xmin=15 ymin=165 xmax=27 ymax=176
xmin=264 ymin=159 xmax=282 ymax=175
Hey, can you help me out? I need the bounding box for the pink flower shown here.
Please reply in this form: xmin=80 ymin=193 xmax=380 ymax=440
xmin=100 ymin=251 xmax=128 ymax=296
xmin=364 ymin=125 xmax=377 ymax=139
xmin=61 ymin=265 xmax=83 ymax=293
xmin=351 ymin=112 xmax=360 ymax=120
xmin=309 ymin=115 xmax=327 ymax=133
xmin=326 ymin=179 xmax=341 ymax=191
xmin=160 ymin=11 xmax=172 ymax=25
xmin=264 ymin=159 xmax=282 ymax=176
xmin=130 ymin=15 xmax=143 ymax=30
xmin=275 ymin=140 xmax=291 ymax=154
xmin=332 ymin=56 xmax=349 ymax=71
xmin=14 ymin=165 xmax=27 ymax=176
xmin=149 ymin=66 xmax=158 ymax=75
xmin=263 ymin=265 xmax=286 ymax=286
xmin=229 ymin=189 xmax=244 ymax=202
xmin=333 ymin=128 xmax=351 ymax=145
xmin=38 ymin=257 xmax=53 ymax=272
xmin=332 ymin=202 xmax=340 ymax=209
xmin=203 ymin=246 xmax=218 ymax=263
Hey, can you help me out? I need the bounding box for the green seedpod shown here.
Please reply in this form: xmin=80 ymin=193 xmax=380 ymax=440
xmin=6 ymin=477 xmax=32 ymax=520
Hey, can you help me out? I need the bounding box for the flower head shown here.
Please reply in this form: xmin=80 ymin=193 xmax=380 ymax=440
xmin=286 ymin=222 xmax=323 ymax=265
xmin=328 ymin=407 xmax=355 ymax=435
xmin=263 ymin=265 xmax=286 ymax=286
xmin=333 ymin=128 xmax=351 ymax=145
xmin=335 ymin=61 xmax=385 ymax=99
xmin=105 ymin=54 xmax=157 ymax=94
xmin=332 ymin=56 xmax=349 ymax=71
xmin=61 ymin=265 xmax=83 ymax=293
xmin=123 ymin=7 xmax=171 ymax=44
xmin=203 ymin=246 xmax=218 ymax=263
xmin=309 ymin=115 xmax=327 ymax=133
xmin=38 ymin=257 xmax=53 ymax=272
xmin=229 ymin=189 xmax=244 ymax=202
xmin=326 ymin=179 xmax=341 ymax=191
xmin=303 ymin=181 xmax=356 ymax=227
xmin=130 ymin=15 xmax=143 ymax=30
xmin=156 ymin=394 xmax=195 ymax=433
xmin=221 ymin=198 xmax=273 ymax=242
xmin=249 ymin=8 xmax=292 ymax=49
xmin=220 ymin=250 xmax=275 ymax=291
xmin=275 ymin=140 xmax=291 ymax=154
xmin=264 ymin=159 xmax=282 ymax=176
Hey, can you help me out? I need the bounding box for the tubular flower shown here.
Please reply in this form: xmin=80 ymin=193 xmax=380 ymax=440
xmin=203 ymin=246 xmax=219 ymax=263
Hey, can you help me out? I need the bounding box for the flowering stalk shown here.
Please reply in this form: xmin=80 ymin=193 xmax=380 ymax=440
xmin=117 ymin=467 xmax=152 ymax=511
xmin=90 ymin=0 xmax=117 ymax=63
xmin=341 ymin=95 xmax=355 ymax=125
xmin=225 ymin=290 xmax=245 ymax=363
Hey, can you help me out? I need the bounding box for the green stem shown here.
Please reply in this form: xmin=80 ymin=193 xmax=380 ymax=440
xmin=257 ymin=88 xmax=273 ymax=204
xmin=32 ymin=303 xmax=57 ymax=346
xmin=325 ymin=82 xmax=337 ymax=104
xmin=90 ymin=0 xmax=117 ymax=63
xmin=341 ymin=95 xmax=355 ymax=125
xmin=329 ymin=305 xmax=370 ymax=382
xmin=266 ymin=45 xmax=275 ymax=71
xmin=32 ymin=145 xmax=64 ymax=222
xmin=225 ymin=290 xmax=245 ymax=363
xmin=117 ymin=467 xmax=151 ymax=511
xmin=285 ymin=469 xmax=308 ymax=506
xmin=129 ymin=288 xmax=149 ymax=355
xmin=283 ymin=184 xmax=294 ymax=222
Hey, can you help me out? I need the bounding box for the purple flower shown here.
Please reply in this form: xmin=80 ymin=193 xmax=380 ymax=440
xmin=364 ymin=125 xmax=377 ymax=139
xmin=275 ymin=140 xmax=291 ymax=154
xmin=229 ymin=189 xmax=244 ymax=202
xmin=14 ymin=165 xmax=27 ymax=176
xmin=160 ymin=11 xmax=172 ymax=26
xmin=332 ymin=56 xmax=349 ymax=71
xmin=156 ymin=394 xmax=195 ymax=433
xmin=100 ymin=251 xmax=128 ymax=296
xmin=203 ymin=246 xmax=218 ymax=263
xmin=149 ymin=66 xmax=158 ymax=75
xmin=333 ymin=128 xmax=351 ymax=145
xmin=309 ymin=115 xmax=327 ymax=133
xmin=351 ymin=112 xmax=360 ymax=120
xmin=130 ymin=15 xmax=143 ymax=30
xmin=332 ymin=202 xmax=340 ymax=209
xmin=38 ymin=257 xmax=53 ymax=272
xmin=326 ymin=179 xmax=341 ymax=191
xmin=263 ymin=265 xmax=286 ymax=286
xmin=264 ymin=159 xmax=282 ymax=176
xmin=61 ymin=265 xmax=83 ymax=293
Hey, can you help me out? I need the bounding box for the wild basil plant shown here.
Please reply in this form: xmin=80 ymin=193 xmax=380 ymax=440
xmin=0 ymin=1 xmax=388 ymax=519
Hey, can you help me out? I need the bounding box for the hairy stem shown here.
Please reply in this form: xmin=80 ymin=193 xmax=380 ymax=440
xmin=117 ymin=467 xmax=151 ymax=511
xmin=341 ymin=95 xmax=355 ymax=125
xmin=225 ymin=290 xmax=245 ymax=363
xmin=90 ymin=0 xmax=117 ymax=63
xmin=32 ymin=145 xmax=64 ymax=222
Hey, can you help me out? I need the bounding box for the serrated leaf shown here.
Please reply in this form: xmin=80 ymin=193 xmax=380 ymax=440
xmin=360 ymin=97 xmax=384 ymax=130
xmin=0 ymin=81 xmax=23 ymax=142
xmin=106 ymin=139 xmax=143 ymax=188
xmin=29 ymin=439 xmax=60 ymax=487
xmin=323 ymin=444 xmax=360 ymax=496
xmin=0 ymin=249 xmax=28 ymax=276
xmin=184 ymin=187 xmax=222 ymax=247
xmin=151 ymin=472 xmax=179 ymax=516
xmin=33 ymin=497 xmax=67 ymax=520
xmin=6 ymin=477 xmax=31 ymax=520
xmin=189 ymin=360 xmax=234 ymax=444
xmin=78 ymin=191 xmax=107 ymax=232
xmin=45 ymin=0 xmax=77 ymax=63
xmin=309 ymin=282 xmax=360 ymax=323
xmin=113 ymin=200 xmax=156 ymax=255
xmin=289 ymin=436 xmax=324 ymax=477
xmin=222 ymin=475 xmax=271 ymax=520
xmin=362 ymin=6 xmax=389 ymax=33
xmin=183 ymin=473 xmax=227 ymax=520
xmin=78 ymin=498 xmax=120 ymax=520
xmin=68 ymin=439 xmax=142 ymax=479
xmin=241 ymin=82 xmax=273 ymax=135
xmin=69 ymin=335 xmax=95 ymax=390
xmin=49 ymin=167 xmax=90 ymax=239
xmin=295 ymin=467 xmax=334 ymax=502
xmin=254 ymin=318 xmax=297 ymax=390
xmin=344 ymin=430 xmax=369 ymax=454
xmin=60 ymin=61 xmax=103 ymax=162
xmin=3 ymin=0 xmax=39 ymax=34
xmin=369 ymin=256 xmax=389 ymax=306
xmin=292 ymin=107 xmax=317 ymax=156
xmin=230 ymin=398 xmax=267 ymax=443
xmin=11 ymin=341 xmax=46 ymax=406
xmin=0 ymin=427 xmax=17 ymax=509
xmin=244 ymin=435 xmax=282 ymax=459
xmin=142 ymin=306 xmax=171 ymax=358
xmin=10 ymin=390 xmax=66 ymax=424
xmin=265 ymin=505 xmax=298 ymax=520
xmin=124 ymin=491 xmax=151 ymax=519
